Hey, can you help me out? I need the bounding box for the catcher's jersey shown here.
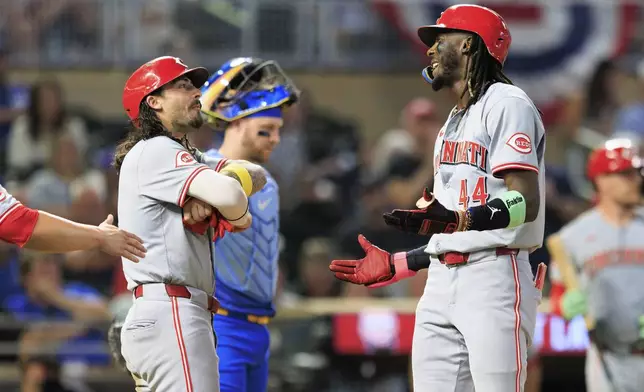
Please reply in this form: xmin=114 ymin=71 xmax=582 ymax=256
xmin=207 ymin=149 xmax=279 ymax=317
xmin=118 ymin=136 xmax=223 ymax=295
xmin=554 ymin=208 xmax=644 ymax=349
xmin=425 ymin=83 xmax=546 ymax=260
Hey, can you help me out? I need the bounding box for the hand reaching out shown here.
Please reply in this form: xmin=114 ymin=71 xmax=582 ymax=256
xmin=98 ymin=215 xmax=146 ymax=262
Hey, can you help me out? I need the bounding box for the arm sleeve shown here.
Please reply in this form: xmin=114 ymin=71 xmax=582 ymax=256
xmin=485 ymin=97 xmax=544 ymax=176
xmin=137 ymin=138 xmax=215 ymax=207
xmin=0 ymin=186 xmax=39 ymax=247
xmin=197 ymin=149 xmax=229 ymax=172
xmin=187 ymin=170 xmax=249 ymax=220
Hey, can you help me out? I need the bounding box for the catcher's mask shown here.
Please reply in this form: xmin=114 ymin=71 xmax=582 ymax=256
xmin=200 ymin=57 xmax=299 ymax=126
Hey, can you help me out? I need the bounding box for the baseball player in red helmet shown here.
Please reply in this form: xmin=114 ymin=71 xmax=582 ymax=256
xmin=329 ymin=5 xmax=547 ymax=391
xmin=548 ymin=138 xmax=644 ymax=392
xmin=115 ymin=56 xmax=267 ymax=392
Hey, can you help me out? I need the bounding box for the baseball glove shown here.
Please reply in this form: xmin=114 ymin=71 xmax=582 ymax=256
xmin=107 ymin=320 xmax=128 ymax=372
xmin=383 ymin=188 xmax=466 ymax=236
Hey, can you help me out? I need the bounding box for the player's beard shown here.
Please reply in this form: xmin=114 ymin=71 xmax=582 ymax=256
xmin=173 ymin=110 xmax=204 ymax=132
xmin=431 ymin=46 xmax=460 ymax=92
xmin=188 ymin=112 xmax=204 ymax=129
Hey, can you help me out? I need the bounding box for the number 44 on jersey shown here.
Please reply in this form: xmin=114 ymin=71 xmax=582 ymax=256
xmin=458 ymin=177 xmax=489 ymax=209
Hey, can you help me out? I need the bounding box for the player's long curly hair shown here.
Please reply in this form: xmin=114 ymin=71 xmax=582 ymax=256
xmin=463 ymin=35 xmax=513 ymax=110
xmin=113 ymin=89 xmax=196 ymax=172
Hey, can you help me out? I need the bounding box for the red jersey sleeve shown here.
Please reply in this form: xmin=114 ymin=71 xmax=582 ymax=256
xmin=0 ymin=203 xmax=39 ymax=247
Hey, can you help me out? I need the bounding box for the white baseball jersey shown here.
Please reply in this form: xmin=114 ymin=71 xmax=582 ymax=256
xmin=118 ymin=136 xmax=224 ymax=295
xmin=424 ymin=83 xmax=546 ymax=260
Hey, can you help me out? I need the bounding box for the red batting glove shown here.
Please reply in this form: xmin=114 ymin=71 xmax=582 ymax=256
xmin=183 ymin=219 xmax=211 ymax=235
xmin=211 ymin=211 xmax=250 ymax=239
xmin=329 ymin=235 xmax=416 ymax=287
xmin=184 ymin=211 xmax=240 ymax=240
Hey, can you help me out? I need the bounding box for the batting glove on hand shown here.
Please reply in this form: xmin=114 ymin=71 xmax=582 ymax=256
xmin=329 ymin=235 xmax=415 ymax=287
xmin=561 ymin=289 xmax=587 ymax=320
xmin=383 ymin=188 xmax=467 ymax=236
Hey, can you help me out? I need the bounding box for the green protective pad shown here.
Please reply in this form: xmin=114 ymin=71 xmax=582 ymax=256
xmin=499 ymin=190 xmax=527 ymax=228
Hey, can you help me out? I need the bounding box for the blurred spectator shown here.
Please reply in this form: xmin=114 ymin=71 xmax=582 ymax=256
xmin=371 ymin=97 xmax=440 ymax=208
xmin=4 ymin=250 xmax=111 ymax=366
xmin=120 ymin=0 xmax=193 ymax=60
xmin=0 ymin=241 xmax=22 ymax=305
xmin=25 ymin=133 xmax=105 ymax=218
xmin=612 ymin=53 xmax=644 ymax=145
xmin=270 ymin=91 xmax=362 ymax=283
xmin=582 ymin=59 xmax=620 ymax=136
xmin=7 ymin=80 xmax=88 ymax=183
xmin=294 ymin=237 xmax=343 ymax=298
xmin=0 ymin=49 xmax=27 ymax=175
xmin=529 ymin=165 xmax=589 ymax=271
xmin=18 ymin=356 xmax=78 ymax=392
xmin=6 ymin=0 xmax=99 ymax=64
xmin=370 ymin=98 xmax=438 ymax=175
xmin=563 ymin=58 xmax=628 ymax=201
xmin=172 ymin=0 xmax=242 ymax=53
xmin=335 ymin=174 xmax=426 ymax=297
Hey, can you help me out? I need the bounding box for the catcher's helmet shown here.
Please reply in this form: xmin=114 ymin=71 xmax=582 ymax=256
xmin=122 ymin=56 xmax=209 ymax=121
xmin=200 ymin=57 xmax=299 ymax=124
xmin=417 ymin=4 xmax=511 ymax=66
xmin=587 ymin=138 xmax=642 ymax=180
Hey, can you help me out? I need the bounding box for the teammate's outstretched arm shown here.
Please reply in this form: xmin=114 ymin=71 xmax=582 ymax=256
xmin=1 ymin=201 xmax=146 ymax=262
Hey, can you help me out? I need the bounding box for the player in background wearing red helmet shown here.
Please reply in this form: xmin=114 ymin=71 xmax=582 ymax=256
xmin=115 ymin=56 xmax=267 ymax=392
xmin=548 ymin=139 xmax=644 ymax=392
xmin=0 ymin=186 xmax=145 ymax=259
xmin=330 ymin=5 xmax=547 ymax=391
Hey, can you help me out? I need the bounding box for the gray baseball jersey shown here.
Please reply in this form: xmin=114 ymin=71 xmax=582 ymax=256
xmin=555 ymin=207 xmax=644 ymax=351
xmin=412 ymin=83 xmax=545 ymax=392
xmin=424 ymin=83 xmax=547 ymax=259
xmin=118 ymin=136 xmax=223 ymax=295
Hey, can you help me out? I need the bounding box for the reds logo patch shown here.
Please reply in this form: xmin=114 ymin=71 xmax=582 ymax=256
xmin=175 ymin=151 xmax=197 ymax=167
xmin=506 ymin=133 xmax=533 ymax=154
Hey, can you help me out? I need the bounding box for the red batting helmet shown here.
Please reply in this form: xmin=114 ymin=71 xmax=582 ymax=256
xmin=122 ymin=56 xmax=209 ymax=121
xmin=587 ymin=139 xmax=642 ymax=180
xmin=417 ymin=4 xmax=511 ymax=66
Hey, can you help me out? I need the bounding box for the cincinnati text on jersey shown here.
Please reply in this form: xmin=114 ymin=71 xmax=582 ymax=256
xmin=438 ymin=140 xmax=488 ymax=172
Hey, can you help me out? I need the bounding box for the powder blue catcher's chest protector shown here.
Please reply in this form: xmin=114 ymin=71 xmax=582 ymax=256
xmin=207 ymin=149 xmax=280 ymax=317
